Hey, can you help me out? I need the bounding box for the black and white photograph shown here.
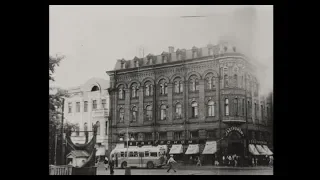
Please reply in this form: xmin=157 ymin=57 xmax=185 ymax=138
xmin=49 ymin=5 xmax=273 ymax=175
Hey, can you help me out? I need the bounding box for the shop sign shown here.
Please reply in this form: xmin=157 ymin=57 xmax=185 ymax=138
xmin=249 ymin=139 xmax=267 ymax=145
xmin=225 ymin=126 xmax=244 ymax=137
xmin=129 ymin=140 xmax=201 ymax=146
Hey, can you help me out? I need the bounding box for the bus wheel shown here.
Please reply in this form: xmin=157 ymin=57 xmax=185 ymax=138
xmin=121 ymin=161 xmax=127 ymax=169
xmin=147 ymin=161 xmax=154 ymax=169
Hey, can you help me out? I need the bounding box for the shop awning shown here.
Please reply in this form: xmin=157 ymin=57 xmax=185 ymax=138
xmin=202 ymin=141 xmax=217 ymax=154
xmin=169 ymin=144 xmax=183 ymax=154
xmin=185 ymin=144 xmax=199 ymax=154
xmin=248 ymin=144 xmax=260 ymax=155
xmin=262 ymin=145 xmax=273 ymax=155
xmin=255 ymin=145 xmax=268 ymax=155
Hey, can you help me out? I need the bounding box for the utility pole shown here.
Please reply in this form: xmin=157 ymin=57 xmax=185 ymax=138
xmin=60 ymin=98 xmax=65 ymax=165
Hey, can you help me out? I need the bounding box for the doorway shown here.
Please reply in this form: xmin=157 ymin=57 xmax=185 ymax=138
xmin=227 ymin=131 xmax=244 ymax=156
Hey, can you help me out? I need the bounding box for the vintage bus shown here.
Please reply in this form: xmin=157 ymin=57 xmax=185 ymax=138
xmin=110 ymin=146 xmax=166 ymax=169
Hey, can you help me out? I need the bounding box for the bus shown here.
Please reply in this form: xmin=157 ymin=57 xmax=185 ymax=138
xmin=110 ymin=146 xmax=166 ymax=169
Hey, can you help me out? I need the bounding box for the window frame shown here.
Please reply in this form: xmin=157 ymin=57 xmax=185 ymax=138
xmin=160 ymin=104 xmax=167 ymax=120
xmin=175 ymin=103 xmax=182 ymax=119
xmin=146 ymin=105 xmax=152 ymax=121
xmin=76 ymin=102 xmax=80 ymax=113
xmin=225 ymin=98 xmax=229 ymax=116
xmin=191 ymin=101 xmax=198 ymax=118
xmin=119 ymin=108 xmax=125 ymax=122
xmin=207 ymin=100 xmax=215 ymax=117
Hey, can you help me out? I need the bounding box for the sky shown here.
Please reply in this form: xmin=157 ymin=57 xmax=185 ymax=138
xmin=49 ymin=5 xmax=273 ymax=95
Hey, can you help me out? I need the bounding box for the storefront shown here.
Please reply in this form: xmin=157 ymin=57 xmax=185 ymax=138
xmin=201 ymin=141 xmax=217 ymax=165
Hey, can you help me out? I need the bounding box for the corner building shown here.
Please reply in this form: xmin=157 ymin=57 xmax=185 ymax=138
xmin=106 ymin=42 xmax=273 ymax=165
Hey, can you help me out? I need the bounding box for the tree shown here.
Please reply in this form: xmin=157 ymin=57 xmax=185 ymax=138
xmin=49 ymin=55 xmax=72 ymax=165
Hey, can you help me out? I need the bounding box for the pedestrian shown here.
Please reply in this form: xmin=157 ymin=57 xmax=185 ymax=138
xmin=269 ymin=156 xmax=273 ymax=168
xmin=196 ymin=156 xmax=202 ymax=166
xmin=252 ymin=157 xmax=255 ymax=167
xmin=222 ymin=155 xmax=225 ymax=166
xmin=104 ymin=157 xmax=109 ymax=171
xmin=167 ymin=155 xmax=177 ymax=173
xmin=234 ymin=155 xmax=238 ymax=167
xmin=109 ymin=157 xmax=115 ymax=175
xmin=255 ymin=157 xmax=258 ymax=167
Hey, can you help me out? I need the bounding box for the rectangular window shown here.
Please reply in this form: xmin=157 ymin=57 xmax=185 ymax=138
xmin=145 ymin=151 xmax=150 ymax=157
xmin=68 ymin=103 xmax=72 ymax=113
xmin=190 ymin=131 xmax=198 ymax=139
xmin=76 ymin=102 xmax=80 ymax=112
xmin=102 ymin=99 xmax=106 ymax=109
xmin=144 ymin=133 xmax=153 ymax=141
xmin=120 ymin=152 xmax=126 ymax=157
xmin=159 ymin=132 xmax=167 ymax=140
xmin=93 ymin=100 xmax=97 ymax=110
xmin=139 ymin=152 xmax=144 ymax=157
xmin=207 ymin=131 xmax=215 ymax=139
xmin=174 ymin=131 xmax=182 ymax=140
xmin=129 ymin=151 xmax=134 ymax=157
xmin=242 ymin=99 xmax=245 ymax=116
xmin=133 ymin=151 xmax=138 ymax=157
xmin=150 ymin=152 xmax=157 ymax=157
xmin=84 ymin=101 xmax=88 ymax=112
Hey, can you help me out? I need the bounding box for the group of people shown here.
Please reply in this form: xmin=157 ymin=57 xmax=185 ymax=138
xmin=222 ymin=154 xmax=241 ymax=167
xmin=189 ymin=156 xmax=202 ymax=166
xmin=251 ymin=155 xmax=273 ymax=167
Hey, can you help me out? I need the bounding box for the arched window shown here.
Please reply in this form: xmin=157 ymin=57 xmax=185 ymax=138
xmin=160 ymin=105 xmax=167 ymax=120
xmin=159 ymin=79 xmax=168 ymax=95
xmin=174 ymin=81 xmax=179 ymax=93
xmin=224 ymin=74 xmax=229 ymax=87
xmin=207 ymin=77 xmax=212 ymax=89
xmin=189 ymin=75 xmax=199 ymax=91
xmin=146 ymin=105 xmax=152 ymax=121
xmin=119 ymin=108 xmax=125 ymax=122
xmin=234 ymin=98 xmax=238 ymax=116
xmin=118 ymin=85 xmax=125 ymax=99
xmin=132 ymin=106 xmax=137 ymax=122
xmin=144 ymin=81 xmax=153 ymax=96
xmin=205 ymin=73 xmax=216 ymax=90
xmin=174 ymin=78 xmax=183 ymax=93
xmin=208 ymin=100 xmax=215 ymax=117
xmin=131 ymin=83 xmax=139 ymax=98
xmin=91 ymin=86 xmax=99 ymax=91
xmin=96 ymin=121 xmax=100 ymax=135
xmin=175 ymin=103 xmax=182 ymax=119
xmin=225 ymin=98 xmax=229 ymax=116
xmin=234 ymin=74 xmax=238 ymax=87
xmin=191 ymin=101 xmax=198 ymax=118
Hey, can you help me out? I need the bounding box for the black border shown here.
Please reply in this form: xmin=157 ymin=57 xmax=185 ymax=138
xmin=13 ymin=4 xmax=288 ymax=176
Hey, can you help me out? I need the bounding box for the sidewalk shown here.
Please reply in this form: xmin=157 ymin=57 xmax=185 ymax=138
xmin=175 ymin=164 xmax=273 ymax=171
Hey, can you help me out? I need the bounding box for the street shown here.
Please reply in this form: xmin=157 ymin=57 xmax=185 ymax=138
xmin=96 ymin=165 xmax=273 ymax=175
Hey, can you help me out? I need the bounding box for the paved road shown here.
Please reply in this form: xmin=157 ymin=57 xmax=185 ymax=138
xmin=97 ymin=165 xmax=273 ymax=175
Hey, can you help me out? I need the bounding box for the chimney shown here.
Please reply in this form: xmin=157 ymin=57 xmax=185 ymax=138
xmin=169 ymin=46 xmax=174 ymax=53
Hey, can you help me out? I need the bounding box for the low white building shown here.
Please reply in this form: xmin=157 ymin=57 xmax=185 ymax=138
xmin=64 ymin=77 xmax=110 ymax=158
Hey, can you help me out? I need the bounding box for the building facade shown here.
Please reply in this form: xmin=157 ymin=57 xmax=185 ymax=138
xmin=106 ymin=42 xmax=273 ymax=164
xmin=64 ymin=78 xmax=110 ymax=157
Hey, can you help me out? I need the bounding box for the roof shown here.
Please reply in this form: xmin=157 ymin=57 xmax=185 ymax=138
xmin=67 ymin=77 xmax=110 ymax=93
xmin=67 ymin=150 xmax=89 ymax=158
xmin=111 ymin=41 xmax=251 ymax=71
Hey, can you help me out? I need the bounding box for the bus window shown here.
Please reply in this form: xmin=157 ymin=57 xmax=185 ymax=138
xmin=139 ymin=152 xmax=144 ymax=157
xmin=145 ymin=151 xmax=150 ymax=157
xmin=150 ymin=152 xmax=157 ymax=157
xmin=129 ymin=151 xmax=134 ymax=157
xmin=120 ymin=152 xmax=125 ymax=157
xmin=133 ymin=151 xmax=138 ymax=157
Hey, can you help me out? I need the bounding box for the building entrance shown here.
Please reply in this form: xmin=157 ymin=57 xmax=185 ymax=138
xmin=226 ymin=131 xmax=244 ymax=156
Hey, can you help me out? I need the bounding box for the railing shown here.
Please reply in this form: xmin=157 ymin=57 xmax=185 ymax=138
xmin=49 ymin=165 xmax=73 ymax=175
xmin=49 ymin=165 xmax=97 ymax=175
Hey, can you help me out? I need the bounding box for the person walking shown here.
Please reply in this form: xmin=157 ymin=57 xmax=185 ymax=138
xmin=269 ymin=156 xmax=273 ymax=168
xmin=109 ymin=157 xmax=115 ymax=175
xmin=196 ymin=156 xmax=202 ymax=166
xmin=104 ymin=157 xmax=109 ymax=171
xmin=167 ymin=155 xmax=177 ymax=173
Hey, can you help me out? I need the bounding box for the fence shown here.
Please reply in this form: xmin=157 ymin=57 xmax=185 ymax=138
xmin=49 ymin=165 xmax=97 ymax=175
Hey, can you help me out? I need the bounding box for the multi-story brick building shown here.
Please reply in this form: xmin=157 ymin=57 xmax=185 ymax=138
xmin=64 ymin=78 xmax=110 ymax=159
xmin=106 ymin=42 xmax=273 ymax=165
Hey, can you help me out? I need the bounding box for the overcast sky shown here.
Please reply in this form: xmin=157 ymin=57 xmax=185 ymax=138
xmin=50 ymin=5 xmax=273 ymax=95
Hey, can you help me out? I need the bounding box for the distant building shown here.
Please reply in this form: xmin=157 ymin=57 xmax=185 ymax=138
xmin=106 ymin=42 xmax=273 ymax=165
xmin=64 ymin=78 xmax=110 ymax=158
